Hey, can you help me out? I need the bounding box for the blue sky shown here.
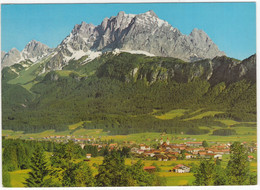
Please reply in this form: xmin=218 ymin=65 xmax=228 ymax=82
xmin=1 ymin=3 xmax=256 ymax=60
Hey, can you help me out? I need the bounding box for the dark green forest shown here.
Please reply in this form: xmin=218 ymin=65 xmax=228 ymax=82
xmin=2 ymin=53 xmax=256 ymax=134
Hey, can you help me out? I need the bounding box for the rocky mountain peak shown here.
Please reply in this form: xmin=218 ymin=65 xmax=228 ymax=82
xmin=144 ymin=10 xmax=158 ymax=18
xmin=1 ymin=48 xmax=23 ymax=68
xmin=45 ymin=10 xmax=226 ymax=70
xmin=9 ymin=48 xmax=20 ymax=54
xmin=22 ymin=40 xmax=52 ymax=62
xmin=1 ymin=51 xmax=6 ymax=59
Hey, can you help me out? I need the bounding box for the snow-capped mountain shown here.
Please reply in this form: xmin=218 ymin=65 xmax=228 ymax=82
xmin=45 ymin=10 xmax=225 ymax=70
xmin=2 ymin=10 xmax=225 ymax=71
xmin=1 ymin=40 xmax=52 ymax=68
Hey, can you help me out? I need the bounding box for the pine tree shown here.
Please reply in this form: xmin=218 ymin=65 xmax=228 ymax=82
xmin=74 ymin=161 xmax=95 ymax=187
xmin=127 ymin=160 xmax=154 ymax=186
xmin=24 ymin=146 xmax=49 ymax=187
xmin=193 ymin=159 xmax=215 ymax=185
xmin=226 ymin=142 xmax=250 ymax=185
xmin=95 ymin=151 xmax=129 ymax=186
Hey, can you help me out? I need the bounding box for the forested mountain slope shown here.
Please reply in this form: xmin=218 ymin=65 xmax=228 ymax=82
xmin=2 ymin=53 xmax=256 ymax=134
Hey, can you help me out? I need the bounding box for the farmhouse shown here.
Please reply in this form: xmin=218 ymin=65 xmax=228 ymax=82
xmin=185 ymin=153 xmax=192 ymax=159
xmin=172 ymin=164 xmax=190 ymax=173
xmin=198 ymin=151 xmax=207 ymax=157
xmin=143 ymin=166 xmax=156 ymax=173
xmin=248 ymin=155 xmax=254 ymax=161
xmin=86 ymin=154 xmax=91 ymax=159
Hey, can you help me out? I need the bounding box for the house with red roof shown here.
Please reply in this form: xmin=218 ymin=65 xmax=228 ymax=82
xmin=143 ymin=166 xmax=156 ymax=173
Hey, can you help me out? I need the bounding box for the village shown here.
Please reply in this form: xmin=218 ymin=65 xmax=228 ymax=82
xmin=22 ymin=134 xmax=257 ymax=174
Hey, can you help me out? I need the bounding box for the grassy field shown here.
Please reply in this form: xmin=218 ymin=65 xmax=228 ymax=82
xmin=69 ymin=121 xmax=86 ymax=130
xmin=9 ymin=169 xmax=30 ymax=187
xmin=183 ymin=111 xmax=224 ymax=121
xmin=216 ymin=119 xmax=239 ymax=126
xmin=8 ymin=62 xmax=42 ymax=85
xmin=3 ymin=122 xmax=257 ymax=143
xmin=158 ymin=172 xmax=194 ymax=186
xmin=155 ymin=109 xmax=188 ymax=120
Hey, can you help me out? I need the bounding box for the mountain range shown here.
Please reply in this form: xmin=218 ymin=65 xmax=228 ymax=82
xmin=1 ymin=10 xmax=256 ymax=135
xmin=2 ymin=10 xmax=225 ymax=69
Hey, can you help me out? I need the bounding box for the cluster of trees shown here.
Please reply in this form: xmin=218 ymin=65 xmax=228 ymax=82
xmin=193 ymin=142 xmax=257 ymax=185
xmin=2 ymin=138 xmax=59 ymax=172
xmin=95 ymin=151 xmax=165 ymax=186
xmin=212 ymin=128 xmax=237 ymax=136
xmin=23 ymin=141 xmax=165 ymax=187
xmin=2 ymin=138 xmax=59 ymax=187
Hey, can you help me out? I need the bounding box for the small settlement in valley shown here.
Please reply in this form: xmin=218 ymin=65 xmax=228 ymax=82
xmin=24 ymin=134 xmax=257 ymax=173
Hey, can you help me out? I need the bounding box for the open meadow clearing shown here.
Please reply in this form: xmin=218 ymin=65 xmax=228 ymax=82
xmin=158 ymin=172 xmax=194 ymax=186
xmin=183 ymin=111 xmax=224 ymax=121
xmin=8 ymin=62 xmax=42 ymax=85
xmin=3 ymin=121 xmax=256 ymax=144
xmin=9 ymin=169 xmax=30 ymax=187
xmin=155 ymin=109 xmax=188 ymax=120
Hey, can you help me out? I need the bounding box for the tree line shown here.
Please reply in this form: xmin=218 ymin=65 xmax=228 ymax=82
xmin=23 ymin=141 xmax=165 ymax=187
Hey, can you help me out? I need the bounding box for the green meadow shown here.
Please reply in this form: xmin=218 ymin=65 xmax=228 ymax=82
xmin=9 ymin=169 xmax=30 ymax=187
xmin=183 ymin=111 xmax=224 ymax=121
xmin=155 ymin=109 xmax=188 ymax=120
xmin=3 ymin=122 xmax=256 ymax=144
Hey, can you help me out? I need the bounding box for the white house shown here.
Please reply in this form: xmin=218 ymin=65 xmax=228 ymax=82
xmin=86 ymin=154 xmax=91 ymax=159
xmin=172 ymin=164 xmax=190 ymax=173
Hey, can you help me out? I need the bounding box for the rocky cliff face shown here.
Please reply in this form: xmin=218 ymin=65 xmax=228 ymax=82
xmin=1 ymin=40 xmax=52 ymax=68
xmin=1 ymin=48 xmax=23 ymax=68
xmin=22 ymin=40 xmax=52 ymax=62
xmin=46 ymin=10 xmax=225 ymax=70
xmin=1 ymin=51 xmax=6 ymax=59
xmin=97 ymin=53 xmax=255 ymax=85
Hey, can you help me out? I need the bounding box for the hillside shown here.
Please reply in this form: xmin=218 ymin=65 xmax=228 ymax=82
xmin=2 ymin=52 xmax=256 ymax=135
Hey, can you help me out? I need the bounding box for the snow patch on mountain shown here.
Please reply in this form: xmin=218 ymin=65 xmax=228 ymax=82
xmin=113 ymin=48 xmax=155 ymax=57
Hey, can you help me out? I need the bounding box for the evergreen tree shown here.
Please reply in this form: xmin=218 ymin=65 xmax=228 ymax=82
xmin=226 ymin=142 xmax=250 ymax=185
xmin=95 ymin=151 xmax=129 ymax=186
xmin=24 ymin=146 xmax=49 ymax=187
xmin=214 ymin=163 xmax=227 ymax=185
xmin=74 ymin=162 xmax=95 ymax=187
xmin=193 ymin=159 xmax=215 ymax=186
xmin=202 ymin=140 xmax=209 ymax=148
xmin=50 ymin=141 xmax=94 ymax=187
xmin=2 ymin=167 xmax=11 ymax=187
xmin=126 ymin=160 xmax=154 ymax=186
xmin=2 ymin=145 xmax=18 ymax=171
